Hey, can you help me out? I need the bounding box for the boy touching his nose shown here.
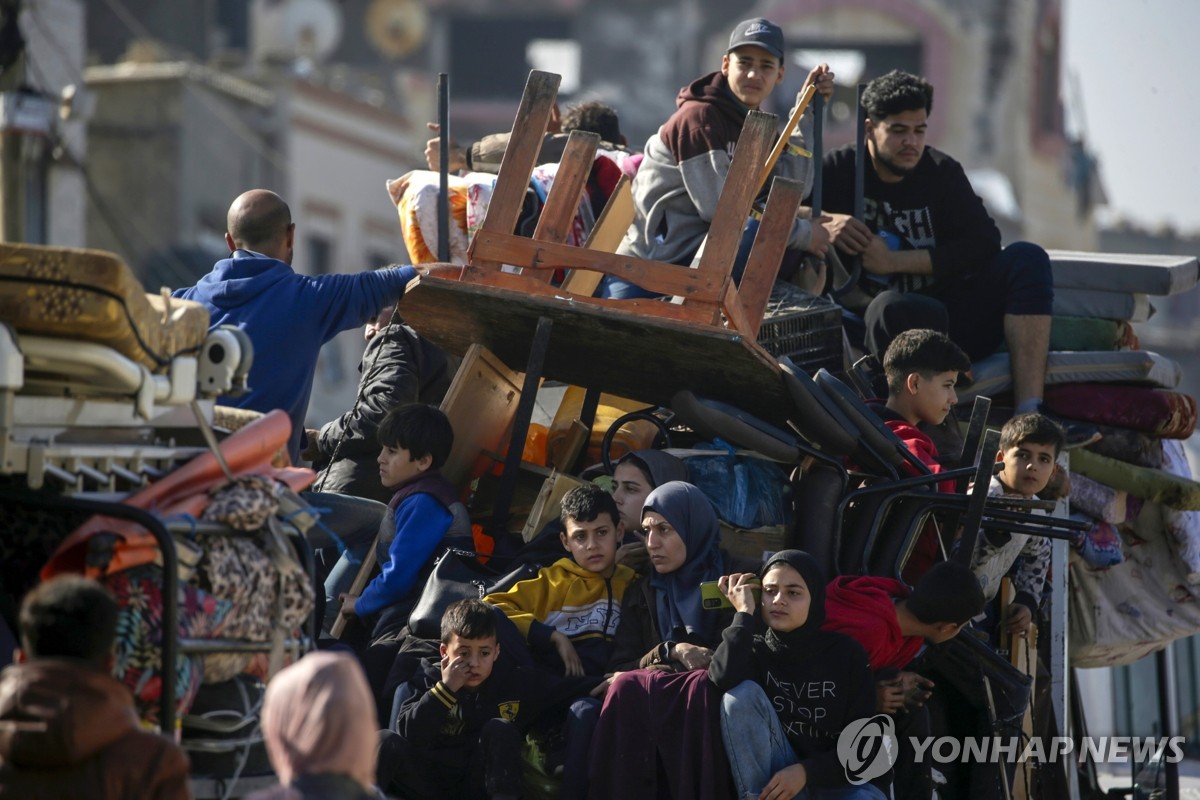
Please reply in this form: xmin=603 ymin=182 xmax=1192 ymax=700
xmin=379 ymin=599 xmax=601 ymax=800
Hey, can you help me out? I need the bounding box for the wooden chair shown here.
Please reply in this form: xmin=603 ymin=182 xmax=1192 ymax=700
xmin=398 ymin=70 xmax=806 ymax=533
xmin=457 ymin=70 xmax=803 ymax=340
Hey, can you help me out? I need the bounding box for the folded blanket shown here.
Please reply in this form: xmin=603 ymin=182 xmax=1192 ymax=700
xmin=1044 ymin=383 xmax=1196 ymax=439
xmin=1069 ymin=473 xmax=1127 ymax=524
xmin=1069 ymin=447 xmax=1200 ymax=512
xmin=961 ymin=350 xmax=1182 ymax=402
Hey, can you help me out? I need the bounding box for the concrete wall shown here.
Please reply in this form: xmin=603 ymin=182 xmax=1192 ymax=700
xmin=85 ymin=64 xmax=277 ymax=289
xmin=283 ymin=79 xmax=423 ymax=429
xmin=18 ymin=0 xmax=87 ymax=247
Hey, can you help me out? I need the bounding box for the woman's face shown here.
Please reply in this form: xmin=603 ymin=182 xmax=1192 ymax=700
xmin=642 ymin=511 xmax=687 ymax=574
xmin=613 ymin=461 xmax=654 ymax=531
xmin=760 ymin=563 xmax=811 ymax=633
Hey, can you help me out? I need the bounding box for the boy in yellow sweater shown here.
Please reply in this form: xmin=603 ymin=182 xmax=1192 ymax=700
xmin=485 ymin=484 xmax=636 ymax=677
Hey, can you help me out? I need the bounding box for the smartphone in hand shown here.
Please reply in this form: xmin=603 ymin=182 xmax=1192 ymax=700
xmin=699 ymin=579 xmax=761 ymax=610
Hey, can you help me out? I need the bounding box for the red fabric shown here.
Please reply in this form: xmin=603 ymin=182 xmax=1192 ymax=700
xmin=884 ymin=420 xmax=956 ymax=493
xmin=1043 ymin=384 xmax=1197 ymax=439
xmin=822 ymin=576 xmax=924 ymax=672
xmin=883 ymin=420 xmax=954 ymax=582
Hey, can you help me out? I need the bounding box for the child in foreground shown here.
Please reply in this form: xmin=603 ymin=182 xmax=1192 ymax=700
xmin=378 ymin=598 xmax=598 ymax=800
xmin=485 ymin=484 xmax=636 ymax=676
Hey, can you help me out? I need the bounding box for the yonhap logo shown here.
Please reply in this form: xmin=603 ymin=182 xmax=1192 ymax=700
xmin=837 ymin=714 xmax=898 ymax=784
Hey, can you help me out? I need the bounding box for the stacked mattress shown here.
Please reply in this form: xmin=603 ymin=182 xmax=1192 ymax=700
xmin=961 ymin=250 xmax=1200 ymax=667
xmin=0 ymin=242 xmax=209 ymax=371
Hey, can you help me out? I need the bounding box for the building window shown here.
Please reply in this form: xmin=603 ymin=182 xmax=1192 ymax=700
xmin=307 ymin=234 xmax=332 ymax=275
xmin=449 ymin=16 xmax=572 ymax=99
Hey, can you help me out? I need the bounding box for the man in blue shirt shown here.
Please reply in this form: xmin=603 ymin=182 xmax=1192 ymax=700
xmin=174 ymin=189 xmax=420 ymax=462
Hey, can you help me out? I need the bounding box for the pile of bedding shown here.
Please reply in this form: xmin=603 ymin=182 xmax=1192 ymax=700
xmin=962 ymin=250 xmax=1200 ymax=667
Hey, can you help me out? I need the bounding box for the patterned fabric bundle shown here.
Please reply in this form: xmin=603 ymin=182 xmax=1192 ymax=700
xmin=103 ymin=563 xmax=231 ymax=725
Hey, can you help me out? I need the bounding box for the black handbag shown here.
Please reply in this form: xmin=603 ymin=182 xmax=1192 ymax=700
xmin=407 ymin=548 xmax=539 ymax=639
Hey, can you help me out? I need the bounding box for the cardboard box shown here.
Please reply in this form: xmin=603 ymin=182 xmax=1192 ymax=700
xmin=521 ymin=470 xmax=589 ymax=542
xmin=719 ymin=521 xmax=790 ymax=566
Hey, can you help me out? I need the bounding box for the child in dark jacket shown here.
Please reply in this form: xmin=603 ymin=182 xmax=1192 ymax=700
xmin=710 ymin=550 xmax=886 ymax=800
xmin=377 ymin=599 xmax=599 ymax=800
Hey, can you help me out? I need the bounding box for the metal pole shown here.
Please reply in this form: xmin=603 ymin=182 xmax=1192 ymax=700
xmin=810 ymin=94 xmax=824 ymax=217
xmin=853 ymin=83 xmax=866 ymax=231
xmin=437 ymin=72 xmax=450 ymax=262
xmin=1156 ymin=645 xmax=1181 ymax=800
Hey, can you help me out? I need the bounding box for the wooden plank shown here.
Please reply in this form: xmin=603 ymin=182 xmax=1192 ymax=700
xmin=469 ymin=232 xmax=721 ymax=302
xmin=475 ymin=70 xmax=561 ymax=240
xmin=330 ymin=545 xmax=377 ymax=640
xmin=521 ymin=470 xmax=589 ymax=542
xmin=695 ymin=111 xmax=775 ymax=279
xmin=468 ymin=231 xmax=725 ymax=301
xmin=398 ymin=275 xmax=791 ymax=427
xmin=438 ymin=344 xmax=526 ymax=487
xmin=1001 ymin=577 xmax=1037 ymax=800
xmin=459 ymin=264 xmax=717 ymax=326
xmin=560 ymin=176 xmax=634 ymax=298
xmin=738 ymin=177 xmax=805 ymax=339
xmin=530 ymin=131 xmax=601 ymax=282
xmin=758 ymin=85 xmax=815 ymax=188
xmin=720 ymin=280 xmax=754 ymax=338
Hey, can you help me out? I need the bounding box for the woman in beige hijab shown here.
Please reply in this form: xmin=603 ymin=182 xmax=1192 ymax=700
xmin=248 ymin=652 xmax=380 ymax=800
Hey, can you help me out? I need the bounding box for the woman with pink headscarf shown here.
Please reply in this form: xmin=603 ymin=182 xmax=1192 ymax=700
xmin=248 ymin=652 xmax=381 ymax=800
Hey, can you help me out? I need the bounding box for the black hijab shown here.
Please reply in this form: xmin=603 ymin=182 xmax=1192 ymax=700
xmin=759 ymin=549 xmax=834 ymax=653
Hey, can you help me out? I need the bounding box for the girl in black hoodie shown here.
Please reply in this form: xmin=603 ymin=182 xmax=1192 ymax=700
xmin=709 ymin=550 xmax=888 ymax=800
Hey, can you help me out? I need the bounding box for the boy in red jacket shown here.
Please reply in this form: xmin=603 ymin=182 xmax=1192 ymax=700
xmin=869 ymin=328 xmax=971 ymax=580
xmin=822 ymin=560 xmax=984 ymax=799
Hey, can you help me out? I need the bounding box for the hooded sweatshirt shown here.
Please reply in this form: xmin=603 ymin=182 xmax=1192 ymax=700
xmin=823 ymin=575 xmax=924 ymax=672
xmin=708 ymin=550 xmax=879 ymax=791
xmin=0 ymin=659 xmax=190 ymax=800
xmin=617 ymin=71 xmax=816 ymax=266
xmin=173 ymin=253 xmax=418 ymax=460
xmin=484 ymin=556 xmax=636 ymax=675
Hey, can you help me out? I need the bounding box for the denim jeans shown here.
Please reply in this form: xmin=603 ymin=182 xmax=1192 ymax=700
xmin=720 ymin=681 xmax=888 ymax=800
xmin=299 ymin=490 xmax=387 ymax=630
xmin=597 ymin=218 xmax=761 ymax=300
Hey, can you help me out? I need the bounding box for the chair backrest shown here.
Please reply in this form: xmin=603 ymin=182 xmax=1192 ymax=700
xmin=778 ymin=357 xmax=861 ymax=458
xmin=457 ymin=69 xmax=802 ymax=340
xmin=814 ymin=368 xmax=929 ymax=477
xmin=670 ymin=390 xmax=801 ymax=465
xmin=791 ymin=462 xmax=845 ymax=578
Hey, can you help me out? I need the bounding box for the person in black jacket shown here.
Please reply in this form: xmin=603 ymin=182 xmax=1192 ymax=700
xmin=306 ymin=302 xmax=456 ymax=502
xmin=818 ymin=69 xmax=1053 ymax=420
xmin=377 ymin=598 xmax=599 ymax=800
xmin=710 ymin=550 xmax=887 ymax=800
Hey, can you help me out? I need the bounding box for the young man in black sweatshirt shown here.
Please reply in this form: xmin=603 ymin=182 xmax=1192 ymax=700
xmin=819 ymin=70 xmax=1056 ymax=426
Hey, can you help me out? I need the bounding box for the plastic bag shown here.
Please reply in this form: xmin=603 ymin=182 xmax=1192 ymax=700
xmin=685 ymin=438 xmax=788 ymax=529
